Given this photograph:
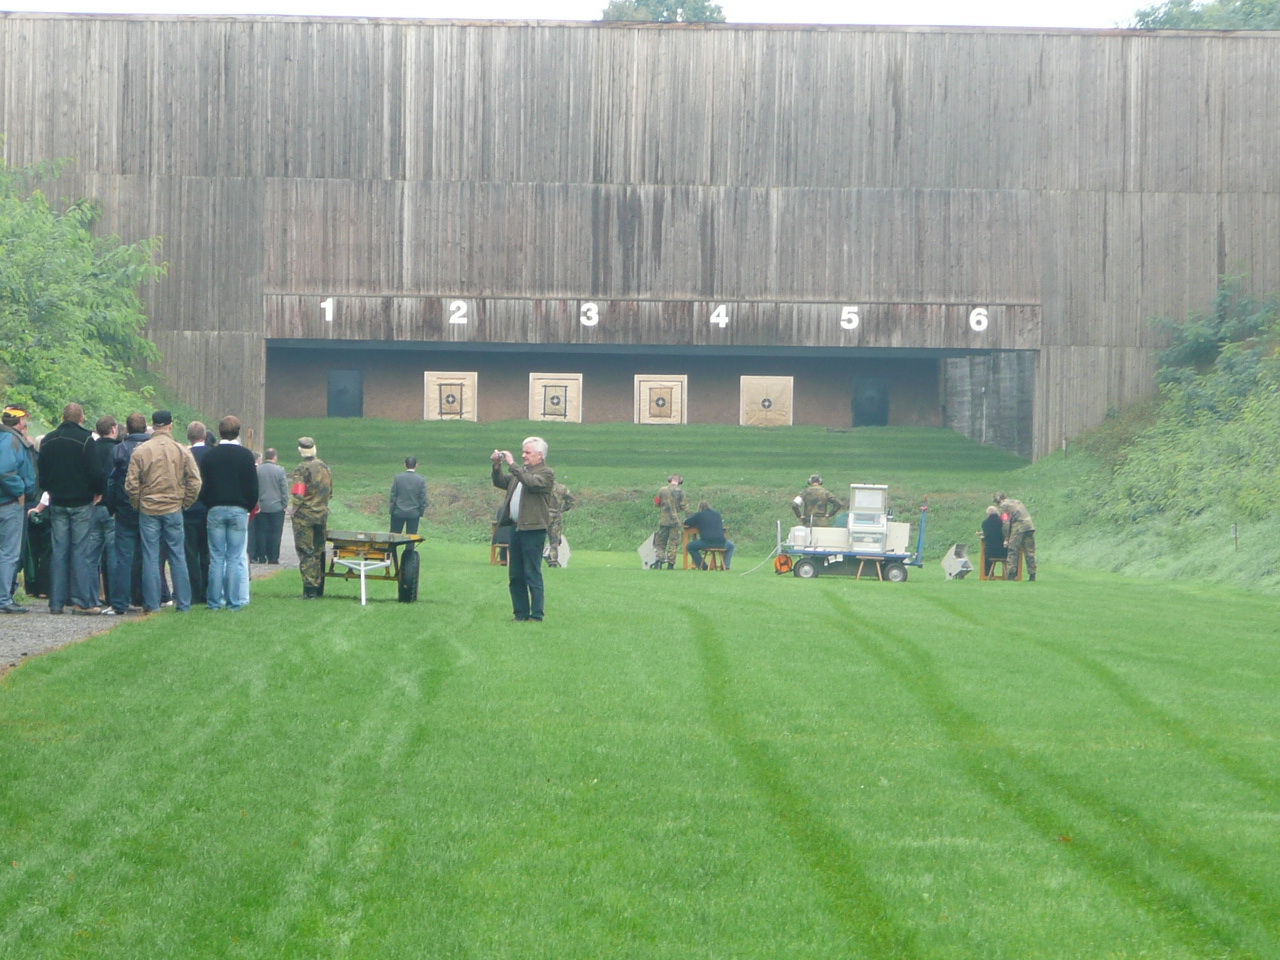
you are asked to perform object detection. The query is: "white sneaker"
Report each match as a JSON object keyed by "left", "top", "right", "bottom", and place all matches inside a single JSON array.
[
  {"left": 162, "top": 600, "right": 174, "bottom": 607},
  {"left": 101, "top": 608, "right": 119, "bottom": 616}
]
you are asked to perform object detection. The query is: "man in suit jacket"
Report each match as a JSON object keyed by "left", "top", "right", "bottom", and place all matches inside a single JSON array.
[{"left": 389, "top": 456, "right": 428, "bottom": 544}]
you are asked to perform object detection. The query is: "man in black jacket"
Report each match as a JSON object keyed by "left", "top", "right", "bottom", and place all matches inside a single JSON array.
[
  {"left": 198, "top": 416, "right": 258, "bottom": 611},
  {"left": 106, "top": 413, "right": 149, "bottom": 614},
  {"left": 683, "top": 500, "right": 735, "bottom": 571},
  {"left": 36, "top": 403, "right": 105, "bottom": 614},
  {"left": 87, "top": 415, "right": 120, "bottom": 610}
]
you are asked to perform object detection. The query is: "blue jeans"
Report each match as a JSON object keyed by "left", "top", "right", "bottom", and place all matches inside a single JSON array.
[
  {"left": 49, "top": 503, "right": 96, "bottom": 611},
  {"left": 688, "top": 538, "right": 735, "bottom": 570},
  {"left": 139, "top": 511, "right": 191, "bottom": 612},
  {"left": 207, "top": 505, "right": 250, "bottom": 610},
  {"left": 111, "top": 519, "right": 141, "bottom": 613},
  {"left": 85, "top": 505, "right": 115, "bottom": 607},
  {"left": 0, "top": 499, "right": 24, "bottom": 607}
]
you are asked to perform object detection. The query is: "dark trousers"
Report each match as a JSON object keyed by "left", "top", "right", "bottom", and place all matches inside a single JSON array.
[
  {"left": 390, "top": 513, "right": 421, "bottom": 551},
  {"left": 251, "top": 510, "right": 286, "bottom": 563},
  {"left": 183, "top": 506, "right": 209, "bottom": 604},
  {"left": 507, "top": 528, "right": 547, "bottom": 621}
]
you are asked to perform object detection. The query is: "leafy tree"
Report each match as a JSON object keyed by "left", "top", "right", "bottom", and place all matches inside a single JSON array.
[
  {"left": 1153, "top": 276, "right": 1279, "bottom": 422},
  {"left": 1131, "top": 0, "right": 1280, "bottom": 28},
  {"left": 601, "top": 0, "right": 726, "bottom": 23},
  {"left": 0, "top": 156, "right": 164, "bottom": 424}
]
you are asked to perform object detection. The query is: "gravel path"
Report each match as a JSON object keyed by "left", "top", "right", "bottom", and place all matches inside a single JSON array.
[{"left": 1, "top": 535, "right": 299, "bottom": 675}]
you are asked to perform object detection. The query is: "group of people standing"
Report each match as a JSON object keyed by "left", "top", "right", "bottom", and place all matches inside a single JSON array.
[{"left": 0, "top": 401, "right": 343, "bottom": 616}]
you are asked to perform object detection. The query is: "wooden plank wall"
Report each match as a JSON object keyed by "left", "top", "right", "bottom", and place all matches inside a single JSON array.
[{"left": 3, "top": 14, "right": 1279, "bottom": 455}]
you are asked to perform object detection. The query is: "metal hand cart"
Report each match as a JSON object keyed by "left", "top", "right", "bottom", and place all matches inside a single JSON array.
[{"left": 323, "top": 531, "right": 423, "bottom": 605}]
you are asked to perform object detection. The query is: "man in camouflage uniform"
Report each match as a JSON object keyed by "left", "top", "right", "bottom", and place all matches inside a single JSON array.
[
  {"left": 995, "top": 491, "right": 1036, "bottom": 581},
  {"left": 291, "top": 436, "right": 333, "bottom": 599},
  {"left": 792, "top": 474, "right": 844, "bottom": 527},
  {"left": 652, "top": 474, "right": 686, "bottom": 569},
  {"left": 546, "top": 482, "right": 576, "bottom": 568}
]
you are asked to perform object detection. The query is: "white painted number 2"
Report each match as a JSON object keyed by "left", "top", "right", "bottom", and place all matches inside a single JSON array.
[
  {"left": 448, "top": 300, "right": 468, "bottom": 325},
  {"left": 320, "top": 298, "right": 333, "bottom": 323},
  {"left": 840, "top": 305, "right": 860, "bottom": 330},
  {"left": 580, "top": 302, "right": 600, "bottom": 327},
  {"left": 710, "top": 304, "right": 730, "bottom": 328},
  {"left": 969, "top": 307, "right": 989, "bottom": 332}
]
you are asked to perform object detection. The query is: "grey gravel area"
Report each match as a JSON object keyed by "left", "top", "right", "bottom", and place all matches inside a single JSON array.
[{"left": 1, "top": 535, "right": 299, "bottom": 675}]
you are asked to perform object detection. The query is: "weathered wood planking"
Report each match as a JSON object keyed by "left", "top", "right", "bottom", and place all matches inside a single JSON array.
[{"left": 3, "top": 14, "right": 1279, "bottom": 455}]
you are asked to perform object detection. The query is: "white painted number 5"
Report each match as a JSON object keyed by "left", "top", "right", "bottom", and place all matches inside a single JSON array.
[
  {"left": 840, "top": 305, "right": 860, "bottom": 330},
  {"left": 448, "top": 300, "right": 468, "bottom": 325},
  {"left": 969, "top": 307, "right": 989, "bottom": 332}
]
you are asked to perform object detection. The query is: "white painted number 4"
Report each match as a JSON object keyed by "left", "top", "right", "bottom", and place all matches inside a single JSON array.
[{"left": 710, "top": 304, "right": 730, "bottom": 328}]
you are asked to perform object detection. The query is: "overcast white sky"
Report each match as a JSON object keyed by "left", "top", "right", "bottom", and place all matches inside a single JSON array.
[{"left": 0, "top": 0, "right": 1149, "bottom": 29}]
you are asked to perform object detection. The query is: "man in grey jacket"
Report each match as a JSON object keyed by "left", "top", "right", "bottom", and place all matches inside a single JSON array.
[
  {"left": 389, "top": 456, "right": 428, "bottom": 544},
  {"left": 491, "top": 437, "right": 554, "bottom": 622},
  {"left": 251, "top": 448, "right": 289, "bottom": 564}
]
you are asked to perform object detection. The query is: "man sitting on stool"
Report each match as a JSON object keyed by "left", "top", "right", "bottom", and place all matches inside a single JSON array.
[{"left": 683, "top": 500, "right": 734, "bottom": 571}]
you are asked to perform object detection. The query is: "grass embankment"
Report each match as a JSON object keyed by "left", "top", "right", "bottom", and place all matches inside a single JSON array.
[
  {"left": 3, "top": 549, "right": 1279, "bottom": 958},
  {"left": 264, "top": 418, "right": 1028, "bottom": 557}
]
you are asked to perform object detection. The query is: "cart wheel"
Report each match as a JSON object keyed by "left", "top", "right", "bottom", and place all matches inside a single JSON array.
[
  {"left": 884, "top": 562, "right": 909, "bottom": 583},
  {"left": 398, "top": 550, "right": 421, "bottom": 603},
  {"left": 774, "top": 555, "right": 793, "bottom": 575},
  {"left": 793, "top": 559, "right": 818, "bottom": 579}
]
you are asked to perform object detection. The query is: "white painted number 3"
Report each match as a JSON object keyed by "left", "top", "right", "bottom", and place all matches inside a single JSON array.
[
  {"left": 969, "top": 307, "right": 989, "bottom": 332},
  {"left": 580, "top": 302, "right": 600, "bottom": 327},
  {"left": 710, "top": 304, "right": 730, "bottom": 328},
  {"left": 840, "top": 305, "right": 860, "bottom": 330},
  {"left": 449, "top": 300, "right": 468, "bottom": 325}
]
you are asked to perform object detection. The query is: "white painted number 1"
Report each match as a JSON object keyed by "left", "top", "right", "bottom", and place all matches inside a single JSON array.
[
  {"left": 580, "top": 302, "right": 600, "bottom": 327},
  {"left": 320, "top": 298, "right": 333, "bottom": 323},
  {"left": 969, "top": 307, "right": 989, "bottom": 332},
  {"left": 710, "top": 304, "right": 729, "bottom": 328},
  {"left": 449, "top": 300, "right": 468, "bottom": 325},
  {"left": 840, "top": 305, "right": 860, "bottom": 330}
]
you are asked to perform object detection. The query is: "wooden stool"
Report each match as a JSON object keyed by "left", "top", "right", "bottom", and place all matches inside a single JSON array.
[
  {"left": 979, "top": 542, "right": 1018, "bottom": 580},
  {"left": 701, "top": 548, "right": 728, "bottom": 571},
  {"left": 490, "top": 523, "right": 509, "bottom": 566}
]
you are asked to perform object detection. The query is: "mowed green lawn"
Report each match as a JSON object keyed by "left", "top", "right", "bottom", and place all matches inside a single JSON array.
[{"left": 3, "top": 544, "right": 1279, "bottom": 959}]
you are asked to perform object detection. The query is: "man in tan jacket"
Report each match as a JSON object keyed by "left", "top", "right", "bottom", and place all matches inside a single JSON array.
[{"left": 125, "top": 411, "right": 202, "bottom": 611}]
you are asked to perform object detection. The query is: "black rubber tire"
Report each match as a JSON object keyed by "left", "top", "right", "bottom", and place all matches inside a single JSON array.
[
  {"left": 884, "top": 562, "right": 909, "bottom": 583},
  {"left": 398, "top": 550, "right": 421, "bottom": 603},
  {"left": 793, "top": 559, "right": 819, "bottom": 579}
]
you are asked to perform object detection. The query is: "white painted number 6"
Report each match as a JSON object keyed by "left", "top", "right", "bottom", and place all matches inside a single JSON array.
[
  {"left": 710, "top": 304, "right": 729, "bottom": 328},
  {"left": 580, "top": 302, "right": 600, "bottom": 327},
  {"left": 969, "top": 307, "right": 989, "bottom": 332},
  {"left": 840, "top": 305, "right": 860, "bottom": 330},
  {"left": 448, "top": 300, "right": 468, "bottom": 325}
]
